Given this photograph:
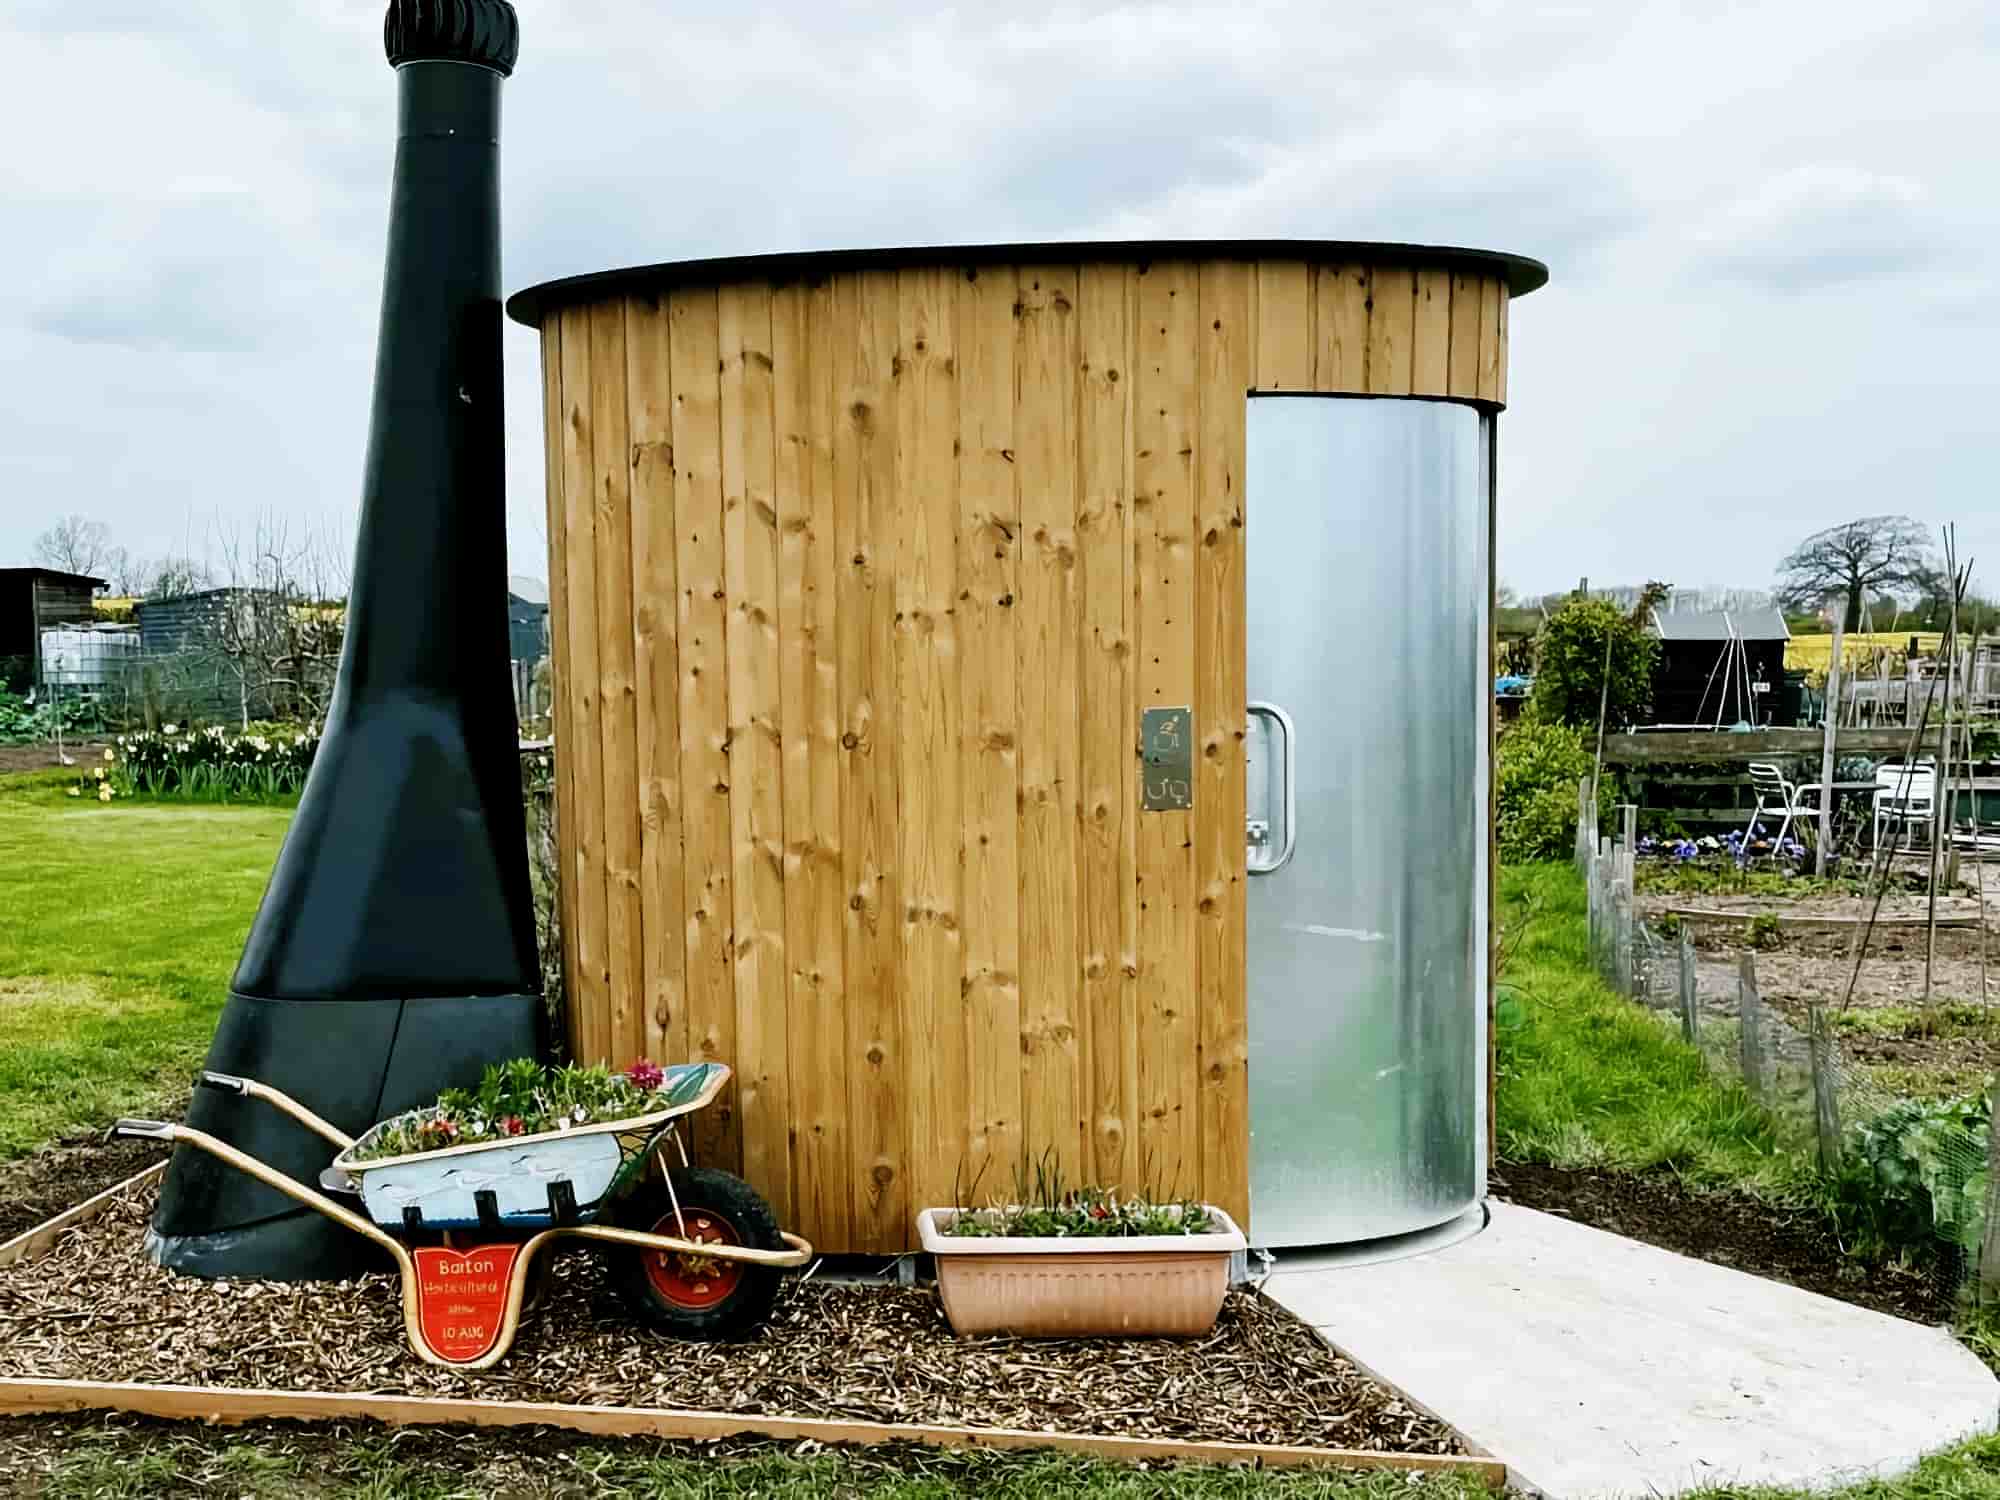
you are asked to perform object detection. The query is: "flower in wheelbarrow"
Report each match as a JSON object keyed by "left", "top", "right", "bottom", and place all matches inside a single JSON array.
[{"left": 626, "top": 1060, "right": 666, "bottom": 1092}]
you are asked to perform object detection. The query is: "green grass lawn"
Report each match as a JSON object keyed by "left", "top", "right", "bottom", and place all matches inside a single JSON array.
[
  {"left": 15, "top": 1420, "right": 2000, "bottom": 1500},
  {"left": 1496, "top": 861, "right": 1814, "bottom": 1199},
  {"left": 0, "top": 775, "right": 290, "bottom": 1156},
  {"left": 1, "top": 1423, "right": 1498, "bottom": 1500}
]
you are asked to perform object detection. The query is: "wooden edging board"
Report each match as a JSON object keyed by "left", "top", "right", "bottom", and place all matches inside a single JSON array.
[
  {"left": 0, "top": 1379, "right": 1505, "bottom": 1483},
  {"left": 0, "top": 1159, "right": 1506, "bottom": 1486},
  {"left": 1664, "top": 906, "right": 1981, "bottom": 933}
]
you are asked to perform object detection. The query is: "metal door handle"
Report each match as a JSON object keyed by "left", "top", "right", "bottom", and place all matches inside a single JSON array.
[{"left": 1247, "top": 701, "right": 1296, "bottom": 874}]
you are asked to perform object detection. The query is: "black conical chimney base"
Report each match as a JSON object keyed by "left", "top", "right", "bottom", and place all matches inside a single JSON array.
[{"left": 148, "top": 0, "right": 542, "bottom": 1282}]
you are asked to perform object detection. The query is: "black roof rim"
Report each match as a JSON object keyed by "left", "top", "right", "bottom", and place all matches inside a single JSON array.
[{"left": 506, "top": 238, "right": 1549, "bottom": 328}]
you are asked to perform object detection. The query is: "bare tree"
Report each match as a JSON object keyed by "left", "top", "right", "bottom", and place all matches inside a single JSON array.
[
  {"left": 143, "top": 556, "right": 214, "bottom": 599},
  {"left": 99, "top": 549, "right": 144, "bottom": 595},
  {"left": 1774, "top": 515, "right": 1933, "bottom": 631},
  {"left": 32, "top": 515, "right": 119, "bottom": 580},
  {"left": 189, "top": 515, "right": 348, "bottom": 726}
]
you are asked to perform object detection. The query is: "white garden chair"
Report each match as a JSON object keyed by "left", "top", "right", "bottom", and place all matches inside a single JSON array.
[
  {"left": 1743, "top": 762, "right": 1822, "bottom": 858},
  {"left": 1872, "top": 762, "right": 1936, "bottom": 853}
]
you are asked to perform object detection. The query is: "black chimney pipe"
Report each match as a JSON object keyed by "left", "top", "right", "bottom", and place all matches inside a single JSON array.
[{"left": 150, "top": 0, "right": 543, "bottom": 1280}]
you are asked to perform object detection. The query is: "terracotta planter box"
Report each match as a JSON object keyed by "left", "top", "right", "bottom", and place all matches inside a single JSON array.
[{"left": 916, "top": 1207, "right": 1246, "bottom": 1338}]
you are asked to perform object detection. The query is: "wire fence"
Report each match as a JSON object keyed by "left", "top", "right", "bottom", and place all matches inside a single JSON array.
[{"left": 1576, "top": 780, "right": 1995, "bottom": 1304}]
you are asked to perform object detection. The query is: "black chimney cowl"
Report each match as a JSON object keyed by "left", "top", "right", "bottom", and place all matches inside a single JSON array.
[
  {"left": 385, "top": 0, "right": 521, "bottom": 76},
  {"left": 148, "top": 1, "right": 543, "bottom": 1281}
]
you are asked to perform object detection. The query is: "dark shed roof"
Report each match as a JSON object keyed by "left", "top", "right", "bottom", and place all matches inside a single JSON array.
[
  {"left": 1650, "top": 608, "right": 1791, "bottom": 643},
  {"left": 0, "top": 567, "right": 107, "bottom": 590},
  {"left": 508, "top": 238, "right": 1549, "bottom": 328}
]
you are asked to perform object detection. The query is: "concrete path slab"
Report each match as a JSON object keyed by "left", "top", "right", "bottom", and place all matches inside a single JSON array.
[{"left": 1264, "top": 1202, "right": 1997, "bottom": 1498}]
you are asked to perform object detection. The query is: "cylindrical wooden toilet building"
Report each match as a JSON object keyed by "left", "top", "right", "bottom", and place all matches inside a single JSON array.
[{"left": 509, "top": 241, "right": 1546, "bottom": 1256}]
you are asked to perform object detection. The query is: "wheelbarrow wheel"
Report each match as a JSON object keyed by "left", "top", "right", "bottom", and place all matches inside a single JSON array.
[{"left": 614, "top": 1167, "right": 783, "bottom": 1340}]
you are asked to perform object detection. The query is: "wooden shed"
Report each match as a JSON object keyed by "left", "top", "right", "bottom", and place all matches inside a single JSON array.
[
  {"left": 1648, "top": 607, "right": 1795, "bottom": 728},
  {"left": 0, "top": 568, "right": 105, "bottom": 692},
  {"left": 508, "top": 241, "right": 1543, "bottom": 1254}
]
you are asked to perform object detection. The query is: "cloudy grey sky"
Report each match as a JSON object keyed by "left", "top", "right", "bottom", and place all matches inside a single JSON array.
[{"left": 3, "top": 1, "right": 1994, "bottom": 600}]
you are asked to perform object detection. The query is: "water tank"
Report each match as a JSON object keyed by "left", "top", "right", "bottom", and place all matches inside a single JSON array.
[{"left": 38, "top": 626, "right": 139, "bottom": 691}]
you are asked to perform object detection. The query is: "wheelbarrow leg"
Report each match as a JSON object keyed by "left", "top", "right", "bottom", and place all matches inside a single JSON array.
[{"left": 114, "top": 1118, "right": 543, "bottom": 1373}]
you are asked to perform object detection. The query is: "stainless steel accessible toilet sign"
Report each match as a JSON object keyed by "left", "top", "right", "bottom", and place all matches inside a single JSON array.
[{"left": 1141, "top": 707, "right": 1194, "bottom": 811}]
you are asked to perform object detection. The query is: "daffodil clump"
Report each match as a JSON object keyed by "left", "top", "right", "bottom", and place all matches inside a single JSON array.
[
  {"left": 95, "top": 723, "right": 319, "bottom": 801},
  {"left": 349, "top": 1058, "right": 677, "bottom": 1161},
  {"left": 65, "top": 750, "right": 123, "bottom": 802}
]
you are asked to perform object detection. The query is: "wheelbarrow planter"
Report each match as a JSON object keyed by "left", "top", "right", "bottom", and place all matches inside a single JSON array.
[
  {"left": 115, "top": 1064, "right": 810, "bottom": 1369},
  {"left": 917, "top": 1206, "right": 1246, "bottom": 1338}
]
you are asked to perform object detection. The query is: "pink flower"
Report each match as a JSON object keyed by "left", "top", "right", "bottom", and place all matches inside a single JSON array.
[
  {"left": 626, "top": 1060, "right": 665, "bottom": 1092},
  {"left": 500, "top": 1115, "right": 526, "bottom": 1137}
]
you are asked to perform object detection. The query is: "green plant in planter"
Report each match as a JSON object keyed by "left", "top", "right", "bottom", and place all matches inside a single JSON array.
[
  {"left": 350, "top": 1058, "right": 678, "bottom": 1160},
  {"left": 942, "top": 1148, "right": 1214, "bottom": 1238}
]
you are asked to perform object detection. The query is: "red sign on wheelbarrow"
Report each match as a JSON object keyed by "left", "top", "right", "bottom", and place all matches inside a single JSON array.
[{"left": 411, "top": 1245, "right": 521, "bottom": 1362}]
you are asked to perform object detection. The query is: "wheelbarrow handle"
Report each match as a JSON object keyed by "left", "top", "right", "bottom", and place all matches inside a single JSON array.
[
  {"left": 110, "top": 1118, "right": 178, "bottom": 1143},
  {"left": 123, "top": 1118, "right": 406, "bottom": 1262},
  {"left": 196, "top": 1071, "right": 356, "bottom": 1151}
]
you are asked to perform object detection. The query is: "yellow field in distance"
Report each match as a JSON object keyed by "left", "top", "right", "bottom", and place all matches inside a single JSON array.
[{"left": 1785, "top": 631, "right": 1943, "bottom": 676}]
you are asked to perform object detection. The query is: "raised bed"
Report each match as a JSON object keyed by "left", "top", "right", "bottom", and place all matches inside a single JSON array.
[{"left": 0, "top": 1171, "right": 1501, "bottom": 1484}]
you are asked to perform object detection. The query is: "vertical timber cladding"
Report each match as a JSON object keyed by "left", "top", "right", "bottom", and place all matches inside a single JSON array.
[{"left": 539, "top": 255, "right": 1511, "bottom": 1253}]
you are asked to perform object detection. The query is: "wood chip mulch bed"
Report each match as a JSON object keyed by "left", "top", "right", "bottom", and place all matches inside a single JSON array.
[{"left": 0, "top": 1181, "right": 1460, "bottom": 1455}]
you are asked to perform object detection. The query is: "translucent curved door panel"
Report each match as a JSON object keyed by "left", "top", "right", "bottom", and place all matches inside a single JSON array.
[{"left": 1245, "top": 396, "right": 1489, "bottom": 1247}]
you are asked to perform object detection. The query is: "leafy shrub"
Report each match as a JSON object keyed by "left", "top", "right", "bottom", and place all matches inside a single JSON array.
[
  {"left": 1496, "top": 717, "right": 1609, "bottom": 863},
  {"left": 1528, "top": 592, "right": 1662, "bottom": 730},
  {"left": 0, "top": 687, "right": 103, "bottom": 744},
  {"left": 109, "top": 722, "right": 317, "bottom": 800},
  {"left": 1837, "top": 1093, "right": 1990, "bottom": 1258}
]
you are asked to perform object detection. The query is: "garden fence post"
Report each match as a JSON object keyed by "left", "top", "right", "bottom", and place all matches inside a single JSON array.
[
  {"left": 1619, "top": 806, "right": 1638, "bottom": 996},
  {"left": 1816, "top": 610, "right": 1843, "bottom": 877},
  {"left": 1614, "top": 871, "right": 1632, "bottom": 998},
  {"left": 1576, "top": 780, "right": 1592, "bottom": 876},
  {"left": 1738, "top": 952, "right": 1767, "bottom": 1100},
  {"left": 1806, "top": 1005, "right": 1841, "bottom": 1173},
  {"left": 1586, "top": 845, "right": 1599, "bottom": 955},
  {"left": 1678, "top": 925, "right": 1698, "bottom": 1044},
  {"left": 1577, "top": 777, "right": 1592, "bottom": 875},
  {"left": 1980, "top": 1085, "right": 2000, "bottom": 1308},
  {"left": 1595, "top": 848, "right": 1607, "bottom": 980},
  {"left": 1600, "top": 840, "right": 1616, "bottom": 980}
]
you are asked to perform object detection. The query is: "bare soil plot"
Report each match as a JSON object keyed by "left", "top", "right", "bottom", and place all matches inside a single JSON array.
[
  {"left": 1493, "top": 1162, "right": 1949, "bottom": 1324},
  {"left": 0, "top": 1132, "right": 167, "bottom": 1243},
  {"left": 0, "top": 742, "right": 109, "bottom": 775}
]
